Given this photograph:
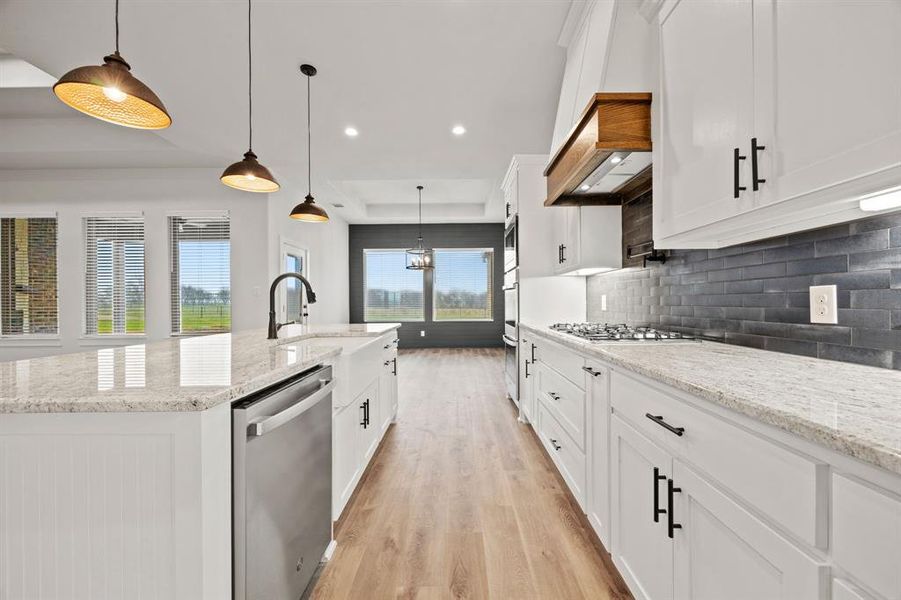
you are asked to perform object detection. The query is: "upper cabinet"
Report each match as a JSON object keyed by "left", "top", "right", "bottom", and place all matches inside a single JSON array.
[{"left": 654, "top": 0, "right": 901, "bottom": 248}]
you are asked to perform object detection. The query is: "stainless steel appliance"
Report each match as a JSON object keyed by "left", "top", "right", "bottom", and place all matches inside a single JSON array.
[
  {"left": 503, "top": 216, "right": 517, "bottom": 273},
  {"left": 549, "top": 323, "right": 697, "bottom": 342},
  {"left": 233, "top": 365, "right": 336, "bottom": 600},
  {"left": 503, "top": 269, "right": 519, "bottom": 403}
]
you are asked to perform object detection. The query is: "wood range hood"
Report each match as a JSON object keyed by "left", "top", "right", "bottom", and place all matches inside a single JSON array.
[{"left": 544, "top": 93, "right": 652, "bottom": 207}]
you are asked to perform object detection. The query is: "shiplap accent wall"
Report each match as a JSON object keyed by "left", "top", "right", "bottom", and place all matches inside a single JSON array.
[{"left": 349, "top": 223, "right": 504, "bottom": 348}]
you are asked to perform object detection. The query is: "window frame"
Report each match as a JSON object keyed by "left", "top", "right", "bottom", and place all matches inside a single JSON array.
[
  {"left": 168, "top": 214, "right": 232, "bottom": 336},
  {"left": 431, "top": 247, "right": 495, "bottom": 323},
  {"left": 362, "top": 248, "right": 426, "bottom": 323},
  {"left": 81, "top": 214, "right": 146, "bottom": 338},
  {"left": 0, "top": 214, "right": 61, "bottom": 342}
]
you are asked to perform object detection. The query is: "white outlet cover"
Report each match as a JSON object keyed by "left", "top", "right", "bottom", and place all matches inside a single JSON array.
[
  {"left": 809, "top": 285, "right": 838, "bottom": 324},
  {"left": 601, "top": 294, "right": 608, "bottom": 311},
  {"left": 420, "top": 330, "right": 425, "bottom": 337}
]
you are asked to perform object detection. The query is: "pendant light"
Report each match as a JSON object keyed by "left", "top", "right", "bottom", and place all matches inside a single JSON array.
[
  {"left": 220, "top": 0, "right": 279, "bottom": 193},
  {"left": 406, "top": 186, "right": 434, "bottom": 270},
  {"left": 290, "top": 64, "right": 330, "bottom": 222},
  {"left": 53, "top": 0, "right": 171, "bottom": 129}
]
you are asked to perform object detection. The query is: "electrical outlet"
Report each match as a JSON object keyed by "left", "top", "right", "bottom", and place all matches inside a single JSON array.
[
  {"left": 809, "top": 285, "right": 838, "bottom": 324},
  {"left": 420, "top": 330, "right": 425, "bottom": 337},
  {"left": 601, "top": 294, "right": 608, "bottom": 311}
]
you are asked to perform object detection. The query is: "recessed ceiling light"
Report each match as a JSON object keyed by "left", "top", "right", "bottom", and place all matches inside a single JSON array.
[
  {"left": 344, "top": 127, "right": 358, "bottom": 137},
  {"left": 580, "top": 184, "right": 591, "bottom": 191},
  {"left": 610, "top": 156, "right": 623, "bottom": 164},
  {"left": 452, "top": 124, "right": 466, "bottom": 136}
]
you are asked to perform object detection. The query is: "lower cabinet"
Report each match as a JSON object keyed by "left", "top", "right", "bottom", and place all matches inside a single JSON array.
[
  {"left": 537, "top": 401, "right": 587, "bottom": 509},
  {"left": 378, "top": 356, "right": 397, "bottom": 433},
  {"left": 585, "top": 360, "right": 610, "bottom": 548},
  {"left": 519, "top": 336, "right": 535, "bottom": 423}
]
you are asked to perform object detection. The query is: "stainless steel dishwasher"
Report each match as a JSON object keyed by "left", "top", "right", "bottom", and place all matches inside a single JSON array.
[{"left": 233, "top": 364, "right": 335, "bottom": 600}]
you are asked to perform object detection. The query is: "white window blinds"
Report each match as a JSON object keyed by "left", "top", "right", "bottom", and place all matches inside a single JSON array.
[
  {"left": 169, "top": 215, "right": 231, "bottom": 334},
  {"left": 0, "top": 217, "right": 58, "bottom": 336},
  {"left": 433, "top": 248, "right": 493, "bottom": 321},
  {"left": 363, "top": 250, "right": 424, "bottom": 322},
  {"left": 84, "top": 217, "right": 145, "bottom": 335}
]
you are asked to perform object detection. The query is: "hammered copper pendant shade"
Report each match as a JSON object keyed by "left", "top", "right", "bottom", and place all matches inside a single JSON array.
[{"left": 289, "top": 64, "right": 328, "bottom": 222}]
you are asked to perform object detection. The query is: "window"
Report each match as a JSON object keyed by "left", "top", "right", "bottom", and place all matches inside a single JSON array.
[
  {"left": 363, "top": 250, "right": 424, "bottom": 322},
  {"left": 0, "top": 217, "right": 58, "bottom": 336},
  {"left": 281, "top": 242, "right": 308, "bottom": 322},
  {"left": 433, "top": 248, "right": 494, "bottom": 321},
  {"left": 169, "top": 215, "right": 231, "bottom": 334},
  {"left": 84, "top": 217, "right": 145, "bottom": 335}
]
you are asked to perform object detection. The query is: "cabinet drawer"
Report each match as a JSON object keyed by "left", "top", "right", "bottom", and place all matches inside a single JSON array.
[
  {"left": 535, "top": 337, "right": 585, "bottom": 388},
  {"left": 832, "top": 474, "right": 901, "bottom": 600},
  {"left": 538, "top": 403, "right": 586, "bottom": 509},
  {"left": 611, "top": 371, "right": 826, "bottom": 549},
  {"left": 536, "top": 362, "right": 586, "bottom": 450}
]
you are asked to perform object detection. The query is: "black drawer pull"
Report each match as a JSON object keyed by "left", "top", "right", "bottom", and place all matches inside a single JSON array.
[
  {"left": 549, "top": 438, "right": 561, "bottom": 451},
  {"left": 751, "top": 137, "right": 766, "bottom": 190},
  {"left": 645, "top": 413, "right": 685, "bottom": 437},
  {"left": 582, "top": 366, "right": 602, "bottom": 377},
  {"left": 391, "top": 357, "right": 397, "bottom": 376},
  {"left": 653, "top": 467, "right": 667, "bottom": 523},
  {"left": 524, "top": 360, "right": 530, "bottom": 379},
  {"left": 530, "top": 343, "right": 536, "bottom": 362},
  {"left": 548, "top": 392, "right": 560, "bottom": 401},
  {"left": 733, "top": 147, "right": 747, "bottom": 198},
  {"left": 668, "top": 478, "right": 682, "bottom": 538}
]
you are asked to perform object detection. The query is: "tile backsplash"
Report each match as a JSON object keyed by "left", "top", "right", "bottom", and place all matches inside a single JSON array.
[{"left": 586, "top": 211, "right": 901, "bottom": 370}]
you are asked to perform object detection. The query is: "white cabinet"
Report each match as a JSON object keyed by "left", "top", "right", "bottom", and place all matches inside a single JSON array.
[
  {"left": 672, "top": 461, "right": 825, "bottom": 600},
  {"left": 585, "top": 361, "right": 610, "bottom": 548},
  {"left": 611, "top": 415, "right": 673, "bottom": 600},
  {"left": 553, "top": 205, "right": 622, "bottom": 276},
  {"left": 378, "top": 355, "right": 397, "bottom": 433},
  {"left": 332, "top": 397, "right": 365, "bottom": 518},
  {"left": 654, "top": 0, "right": 901, "bottom": 248},
  {"left": 519, "top": 335, "right": 535, "bottom": 423}
]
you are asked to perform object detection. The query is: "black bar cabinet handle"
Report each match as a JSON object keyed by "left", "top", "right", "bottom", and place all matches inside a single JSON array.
[
  {"left": 549, "top": 438, "right": 561, "bottom": 451},
  {"left": 392, "top": 358, "right": 397, "bottom": 376},
  {"left": 524, "top": 360, "right": 530, "bottom": 379},
  {"left": 668, "top": 478, "right": 682, "bottom": 538},
  {"left": 360, "top": 402, "right": 367, "bottom": 427},
  {"left": 733, "top": 147, "right": 747, "bottom": 198},
  {"left": 646, "top": 413, "right": 685, "bottom": 437},
  {"left": 582, "top": 366, "right": 602, "bottom": 377},
  {"left": 561, "top": 244, "right": 567, "bottom": 263},
  {"left": 530, "top": 343, "right": 536, "bottom": 362},
  {"left": 365, "top": 399, "right": 371, "bottom": 427},
  {"left": 653, "top": 467, "right": 667, "bottom": 523},
  {"left": 751, "top": 137, "right": 766, "bottom": 191}
]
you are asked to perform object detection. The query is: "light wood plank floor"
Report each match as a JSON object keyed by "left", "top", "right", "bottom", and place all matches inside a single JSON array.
[{"left": 311, "top": 347, "right": 631, "bottom": 600}]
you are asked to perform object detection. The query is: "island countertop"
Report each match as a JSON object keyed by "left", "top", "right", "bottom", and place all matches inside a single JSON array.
[
  {"left": 521, "top": 322, "right": 901, "bottom": 476},
  {"left": 0, "top": 324, "right": 400, "bottom": 414}
]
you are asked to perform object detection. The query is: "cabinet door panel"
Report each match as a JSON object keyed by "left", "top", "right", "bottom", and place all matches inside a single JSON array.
[
  {"left": 333, "top": 402, "right": 363, "bottom": 519},
  {"left": 754, "top": 0, "right": 901, "bottom": 208},
  {"left": 611, "top": 416, "right": 673, "bottom": 600},
  {"left": 672, "top": 461, "right": 826, "bottom": 600},
  {"left": 656, "top": 0, "right": 756, "bottom": 237},
  {"left": 587, "top": 362, "right": 611, "bottom": 548}
]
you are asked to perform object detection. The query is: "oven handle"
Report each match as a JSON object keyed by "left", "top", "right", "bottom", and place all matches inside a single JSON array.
[
  {"left": 502, "top": 335, "right": 517, "bottom": 347},
  {"left": 247, "top": 378, "right": 336, "bottom": 438}
]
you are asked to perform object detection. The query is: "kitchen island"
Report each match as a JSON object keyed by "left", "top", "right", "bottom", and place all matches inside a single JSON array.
[{"left": 0, "top": 323, "right": 399, "bottom": 600}]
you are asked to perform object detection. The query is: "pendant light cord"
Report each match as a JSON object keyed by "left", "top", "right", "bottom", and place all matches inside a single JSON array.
[
  {"left": 114, "top": 0, "right": 120, "bottom": 53},
  {"left": 307, "top": 73, "right": 312, "bottom": 197},
  {"left": 247, "top": 0, "right": 253, "bottom": 151},
  {"left": 418, "top": 187, "right": 423, "bottom": 239}
]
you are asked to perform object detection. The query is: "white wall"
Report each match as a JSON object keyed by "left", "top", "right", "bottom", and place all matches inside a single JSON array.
[
  {"left": 267, "top": 188, "right": 349, "bottom": 325},
  {"left": 0, "top": 168, "right": 271, "bottom": 361}
]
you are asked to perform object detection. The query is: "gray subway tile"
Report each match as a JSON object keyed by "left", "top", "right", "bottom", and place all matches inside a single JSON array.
[
  {"left": 815, "top": 230, "right": 889, "bottom": 257},
  {"left": 813, "top": 270, "right": 891, "bottom": 290},
  {"left": 764, "top": 337, "right": 818, "bottom": 358},
  {"left": 671, "top": 306, "right": 694, "bottom": 317},
  {"left": 725, "top": 307, "right": 765, "bottom": 321},
  {"left": 742, "top": 237, "right": 788, "bottom": 252},
  {"left": 849, "top": 248, "right": 901, "bottom": 271},
  {"left": 708, "top": 244, "right": 748, "bottom": 258},
  {"left": 764, "top": 243, "right": 814, "bottom": 262},
  {"left": 708, "top": 267, "right": 744, "bottom": 282},
  {"left": 694, "top": 306, "right": 725, "bottom": 319},
  {"left": 788, "top": 324, "right": 852, "bottom": 345},
  {"left": 692, "top": 282, "right": 725, "bottom": 295},
  {"left": 691, "top": 257, "right": 726, "bottom": 273},
  {"left": 724, "top": 251, "right": 764, "bottom": 268},
  {"left": 725, "top": 280, "right": 764, "bottom": 294},
  {"left": 724, "top": 332, "right": 767, "bottom": 349},
  {"left": 893, "top": 270, "right": 901, "bottom": 289},
  {"left": 893, "top": 310, "right": 901, "bottom": 328},
  {"left": 743, "top": 293, "right": 788, "bottom": 308},
  {"left": 850, "top": 289, "right": 901, "bottom": 309},
  {"left": 744, "top": 321, "right": 791, "bottom": 337},
  {"left": 788, "top": 223, "right": 850, "bottom": 244},
  {"left": 680, "top": 271, "right": 709, "bottom": 284},
  {"left": 742, "top": 262, "right": 788, "bottom": 279},
  {"left": 787, "top": 293, "right": 810, "bottom": 308},
  {"left": 764, "top": 308, "right": 809, "bottom": 324},
  {"left": 891, "top": 226, "right": 900, "bottom": 248},
  {"left": 786, "top": 255, "right": 849, "bottom": 276},
  {"left": 838, "top": 309, "right": 891, "bottom": 329},
  {"left": 849, "top": 212, "right": 901, "bottom": 233},
  {"left": 818, "top": 343, "right": 893, "bottom": 369},
  {"left": 852, "top": 328, "right": 901, "bottom": 351}
]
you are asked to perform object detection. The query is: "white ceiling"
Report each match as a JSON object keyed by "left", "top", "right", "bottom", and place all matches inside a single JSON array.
[{"left": 0, "top": 0, "right": 569, "bottom": 223}]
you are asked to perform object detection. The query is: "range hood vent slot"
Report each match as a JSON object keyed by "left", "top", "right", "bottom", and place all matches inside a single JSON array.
[{"left": 544, "top": 93, "right": 652, "bottom": 207}]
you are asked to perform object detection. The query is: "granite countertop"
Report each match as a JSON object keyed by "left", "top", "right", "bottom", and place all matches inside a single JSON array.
[
  {"left": 271, "top": 322, "right": 401, "bottom": 345},
  {"left": 0, "top": 323, "right": 400, "bottom": 414},
  {"left": 521, "top": 323, "right": 901, "bottom": 476}
]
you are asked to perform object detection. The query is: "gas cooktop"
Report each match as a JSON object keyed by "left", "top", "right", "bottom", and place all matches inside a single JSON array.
[{"left": 549, "top": 323, "right": 697, "bottom": 342}]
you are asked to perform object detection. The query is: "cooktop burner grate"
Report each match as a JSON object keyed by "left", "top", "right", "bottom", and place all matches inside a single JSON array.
[{"left": 548, "top": 323, "right": 696, "bottom": 342}]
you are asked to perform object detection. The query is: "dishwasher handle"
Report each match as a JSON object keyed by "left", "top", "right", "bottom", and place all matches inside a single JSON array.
[{"left": 247, "top": 378, "right": 336, "bottom": 438}]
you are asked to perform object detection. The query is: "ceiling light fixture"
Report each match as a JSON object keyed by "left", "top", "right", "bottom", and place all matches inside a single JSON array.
[
  {"left": 53, "top": 0, "right": 171, "bottom": 129},
  {"left": 344, "top": 126, "right": 358, "bottom": 137},
  {"left": 406, "top": 185, "right": 434, "bottom": 270},
  {"left": 610, "top": 156, "right": 623, "bottom": 164},
  {"left": 220, "top": 0, "right": 279, "bottom": 193},
  {"left": 452, "top": 124, "right": 466, "bottom": 136},
  {"left": 580, "top": 184, "right": 591, "bottom": 191},
  {"left": 859, "top": 186, "right": 901, "bottom": 212},
  {"left": 290, "top": 64, "right": 330, "bottom": 223}
]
